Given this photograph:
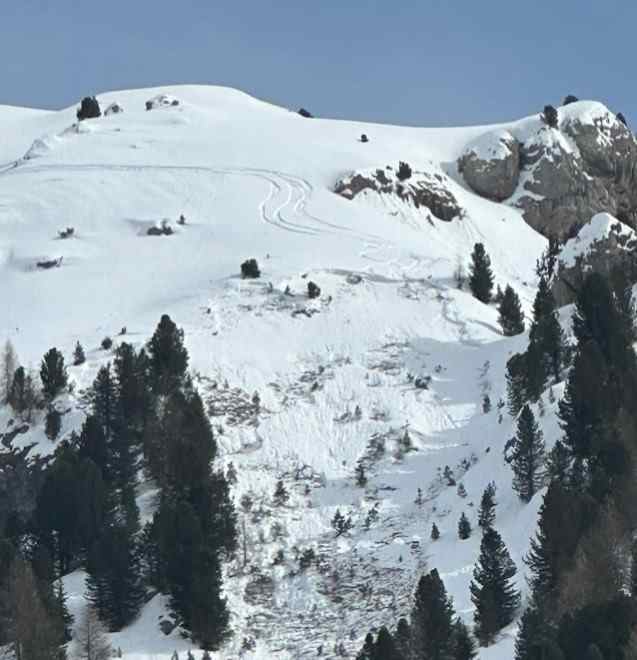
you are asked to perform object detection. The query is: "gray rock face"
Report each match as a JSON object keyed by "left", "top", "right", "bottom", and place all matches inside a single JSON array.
[
  {"left": 458, "top": 102, "right": 637, "bottom": 239},
  {"left": 334, "top": 167, "right": 462, "bottom": 222},
  {"left": 458, "top": 130, "right": 520, "bottom": 201},
  {"left": 551, "top": 214, "right": 637, "bottom": 306}
]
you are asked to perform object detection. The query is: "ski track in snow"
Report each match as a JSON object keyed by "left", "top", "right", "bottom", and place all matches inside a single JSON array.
[{"left": 1, "top": 161, "right": 385, "bottom": 245}]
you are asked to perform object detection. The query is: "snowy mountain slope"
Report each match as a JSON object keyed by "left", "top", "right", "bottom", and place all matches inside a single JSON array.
[{"left": 0, "top": 84, "right": 581, "bottom": 658}]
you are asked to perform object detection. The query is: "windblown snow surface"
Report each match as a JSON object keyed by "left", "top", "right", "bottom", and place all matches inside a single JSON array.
[{"left": 0, "top": 85, "right": 589, "bottom": 659}]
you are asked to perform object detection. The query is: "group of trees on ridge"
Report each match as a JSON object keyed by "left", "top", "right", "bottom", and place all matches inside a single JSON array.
[{"left": 0, "top": 314, "right": 237, "bottom": 657}]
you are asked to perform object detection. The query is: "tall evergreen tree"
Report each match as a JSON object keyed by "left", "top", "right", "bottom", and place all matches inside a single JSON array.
[
  {"left": 458, "top": 513, "right": 472, "bottom": 540},
  {"left": 506, "top": 353, "right": 528, "bottom": 417},
  {"left": 527, "top": 277, "right": 564, "bottom": 395},
  {"left": 510, "top": 405, "right": 546, "bottom": 502},
  {"left": 86, "top": 522, "right": 144, "bottom": 631},
  {"left": 470, "top": 527, "right": 520, "bottom": 646},
  {"left": 452, "top": 619, "right": 477, "bottom": 660},
  {"left": 468, "top": 243, "right": 494, "bottom": 304},
  {"left": 410, "top": 568, "right": 455, "bottom": 660},
  {"left": 498, "top": 285, "right": 525, "bottom": 336},
  {"left": 40, "top": 348, "right": 68, "bottom": 400},
  {"left": 73, "top": 341, "right": 86, "bottom": 366},
  {"left": 374, "top": 627, "right": 403, "bottom": 660},
  {"left": 394, "top": 618, "right": 412, "bottom": 660},
  {"left": 478, "top": 482, "right": 497, "bottom": 529},
  {"left": 147, "top": 315, "right": 189, "bottom": 394}
]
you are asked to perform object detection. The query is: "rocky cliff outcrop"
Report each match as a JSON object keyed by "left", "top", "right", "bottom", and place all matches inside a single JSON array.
[
  {"left": 458, "top": 102, "right": 637, "bottom": 239},
  {"left": 551, "top": 212, "right": 637, "bottom": 306},
  {"left": 458, "top": 129, "right": 520, "bottom": 201},
  {"left": 334, "top": 167, "right": 462, "bottom": 222}
]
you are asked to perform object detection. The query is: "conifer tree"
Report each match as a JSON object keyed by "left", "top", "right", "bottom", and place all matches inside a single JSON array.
[
  {"left": 527, "top": 277, "right": 564, "bottom": 394},
  {"left": 45, "top": 406, "right": 62, "bottom": 441},
  {"left": 357, "top": 632, "right": 376, "bottom": 660},
  {"left": 468, "top": 243, "right": 494, "bottom": 303},
  {"left": 558, "top": 340, "right": 613, "bottom": 464},
  {"left": 431, "top": 522, "right": 440, "bottom": 540},
  {"left": 470, "top": 527, "right": 520, "bottom": 645},
  {"left": 410, "top": 568, "right": 455, "bottom": 660},
  {"left": 452, "top": 619, "right": 477, "bottom": 660},
  {"left": 273, "top": 480, "right": 289, "bottom": 506},
  {"left": 511, "top": 405, "right": 546, "bottom": 502},
  {"left": 394, "top": 617, "right": 411, "bottom": 659},
  {"left": 1, "top": 339, "right": 18, "bottom": 403},
  {"left": 523, "top": 483, "right": 593, "bottom": 614},
  {"left": 498, "top": 285, "right": 525, "bottom": 336},
  {"left": 374, "top": 626, "right": 402, "bottom": 660},
  {"left": 478, "top": 482, "right": 497, "bottom": 529},
  {"left": 75, "top": 604, "right": 112, "bottom": 660},
  {"left": 114, "top": 342, "right": 150, "bottom": 433},
  {"left": 546, "top": 440, "right": 570, "bottom": 484},
  {"left": 7, "top": 366, "right": 38, "bottom": 420},
  {"left": 147, "top": 314, "right": 189, "bottom": 394},
  {"left": 514, "top": 606, "right": 551, "bottom": 660},
  {"left": 73, "top": 341, "right": 86, "bottom": 366},
  {"left": 86, "top": 522, "right": 145, "bottom": 631},
  {"left": 458, "top": 512, "right": 472, "bottom": 539},
  {"left": 40, "top": 347, "right": 68, "bottom": 400},
  {"left": 506, "top": 353, "right": 527, "bottom": 417}
]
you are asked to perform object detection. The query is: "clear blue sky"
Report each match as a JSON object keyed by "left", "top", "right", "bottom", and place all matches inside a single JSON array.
[{"left": 2, "top": 0, "right": 635, "bottom": 126}]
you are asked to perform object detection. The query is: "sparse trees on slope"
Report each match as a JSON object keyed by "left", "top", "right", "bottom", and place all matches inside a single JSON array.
[
  {"left": 40, "top": 348, "right": 68, "bottom": 400},
  {"left": 510, "top": 405, "right": 546, "bottom": 502},
  {"left": 470, "top": 527, "right": 520, "bottom": 646},
  {"left": 498, "top": 285, "right": 525, "bottom": 336},
  {"left": 468, "top": 243, "right": 494, "bottom": 304}
]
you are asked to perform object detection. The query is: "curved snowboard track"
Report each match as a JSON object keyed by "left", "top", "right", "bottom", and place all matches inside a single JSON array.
[{"left": 1, "top": 161, "right": 384, "bottom": 244}]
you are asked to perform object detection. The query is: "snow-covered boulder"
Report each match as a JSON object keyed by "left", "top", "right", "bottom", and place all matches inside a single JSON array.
[
  {"left": 104, "top": 102, "right": 124, "bottom": 116},
  {"left": 334, "top": 166, "right": 462, "bottom": 222},
  {"left": 458, "top": 129, "right": 520, "bottom": 201},
  {"left": 145, "top": 94, "right": 180, "bottom": 111},
  {"left": 552, "top": 212, "right": 637, "bottom": 305}
]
